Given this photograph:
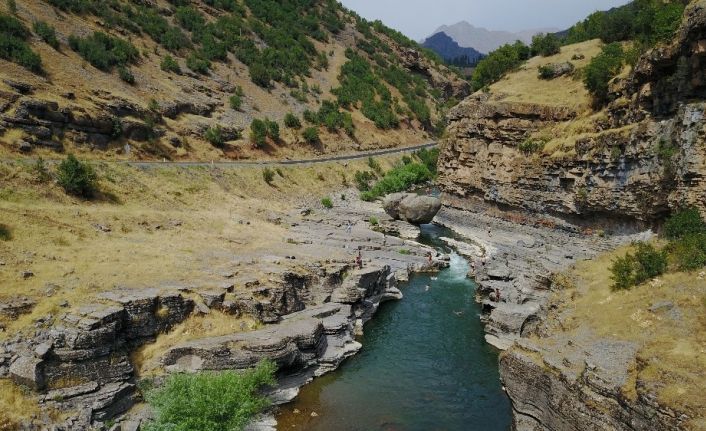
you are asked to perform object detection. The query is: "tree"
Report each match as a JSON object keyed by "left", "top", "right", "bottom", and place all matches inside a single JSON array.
[
  {"left": 531, "top": 33, "right": 561, "bottom": 57},
  {"left": 57, "top": 154, "right": 98, "bottom": 198},
  {"left": 583, "top": 42, "right": 624, "bottom": 104}
]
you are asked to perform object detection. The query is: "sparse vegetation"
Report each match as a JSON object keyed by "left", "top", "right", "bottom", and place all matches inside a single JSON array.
[
  {"left": 7, "top": 0, "right": 16, "bottom": 14},
  {"left": 284, "top": 113, "right": 301, "bottom": 129},
  {"left": 302, "top": 127, "right": 320, "bottom": 145},
  {"left": 143, "top": 360, "right": 275, "bottom": 431},
  {"left": 321, "top": 197, "right": 333, "bottom": 209},
  {"left": 160, "top": 55, "right": 181, "bottom": 73},
  {"left": 204, "top": 126, "right": 225, "bottom": 147},
  {"left": 262, "top": 167, "right": 275, "bottom": 184},
  {"left": 229, "top": 94, "right": 242, "bottom": 111},
  {"left": 0, "top": 13, "right": 43, "bottom": 72},
  {"left": 33, "top": 21, "right": 59, "bottom": 49},
  {"left": 518, "top": 137, "right": 548, "bottom": 155},
  {"left": 33, "top": 157, "right": 51, "bottom": 182},
  {"left": 369, "top": 216, "right": 379, "bottom": 226},
  {"left": 57, "top": 154, "right": 98, "bottom": 198},
  {"left": 0, "top": 223, "right": 11, "bottom": 241}
]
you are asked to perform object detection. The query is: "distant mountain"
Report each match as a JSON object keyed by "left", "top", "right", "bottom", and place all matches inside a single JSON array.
[
  {"left": 421, "top": 32, "right": 484, "bottom": 67},
  {"left": 430, "top": 21, "right": 560, "bottom": 54}
]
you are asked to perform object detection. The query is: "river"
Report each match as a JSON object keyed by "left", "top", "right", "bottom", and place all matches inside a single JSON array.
[{"left": 276, "top": 224, "right": 512, "bottom": 431}]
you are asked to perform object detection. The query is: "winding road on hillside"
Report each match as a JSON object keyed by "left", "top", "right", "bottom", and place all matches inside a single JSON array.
[
  {"left": 5, "top": 142, "right": 437, "bottom": 168},
  {"left": 127, "top": 142, "right": 437, "bottom": 168}
]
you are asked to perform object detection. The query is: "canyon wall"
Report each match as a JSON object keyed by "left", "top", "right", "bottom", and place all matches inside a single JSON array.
[{"left": 439, "top": 1, "right": 706, "bottom": 430}]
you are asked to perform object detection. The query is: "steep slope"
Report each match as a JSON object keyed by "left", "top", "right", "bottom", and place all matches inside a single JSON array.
[
  {"left": 439, "top": 1, "right": 706, "bottom": 429},
  {"left": 421, "top": 32, "right": 484, "bottom": 66},
  {"left": 431, "top": 21, "right": 557, "bottom": 54},
  {"left": 0, "top": 0, "right": 468, "bottom": 161}
]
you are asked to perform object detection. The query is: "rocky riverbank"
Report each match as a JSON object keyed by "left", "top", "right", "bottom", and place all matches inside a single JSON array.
[{"left": 0, "top": 193, "right": 448, "bottom": 430}]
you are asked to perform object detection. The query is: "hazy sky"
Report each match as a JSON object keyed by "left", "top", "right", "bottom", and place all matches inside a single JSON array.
[{"left": 339, "top": 0, "right": 632, "bottom": 40}]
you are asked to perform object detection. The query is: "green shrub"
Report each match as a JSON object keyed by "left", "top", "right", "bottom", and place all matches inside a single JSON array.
[
  {"left": 669, "top": 233, "right": 706, "bottom": 271},
  {"left": 321, "top": 197, "right": 333, "bottom": 209},
  {"left": 369, "top": 216, "right": 379, "bottom": 226},
  {"left": 518, "top": 138, "right": 547, "bottom": 155},
  {"left": 186, "top": 53, "right": 210, "bottom": 74},
  {"left": 118, "top": 66, "right": 135, "bottom": 84},
  {"left": 249, "top": 62, "right": 271, "bottom": 87},
  {"left": 131, "top": 5, "right": 190, "bottom": 51},
  {"left": 361, "top": 163, "right": 433, "bottom": 201},
  {"left": 367, "top": 157, "right": 383, "bottom": 176},
  {"left": 284, "top": 113, "right": 301, "bottom": 129},
  {"left": 471, "top": 41, "right": 530, "bottom": 90},
  {"left": 0, "top": 223, "right": 11, "bottom": 241},
  {"left": 0, "top": 14, "right": 43, "bottom": 72},
  {"left": 160, "top": 55, "right": 181, "bottom": 73},
  {"left": 302, "top": 127, "right": 319, "bottom": 145},
  {"left": 33, "top": 21, "right": 59, "bottom": 49},
  {"left": 229, "top": 94, "right": 242, "bottom": 110},
  {"left": 266, "top": 119, "right": 279, "bottom": 141},
  {"left": 205, "top": 126, "right": 225, "bottom": 147},
  {"left": 663, "top": 207, "right": 706, "bottom": 240},
  {"left": 609, "top": 242, "right": 667, "bottom": 290},
  {"left": 354, "top": 170, "right": 375, "bottom": 191},
  {"left": 583, "top": 42, "right": 625, "bottom": 104},
  {"left": 262, "top": 167, "right": 274, "bottom": 184},
  {"left": 57, "top": 154, "right": 98, "bottom": 198},
  {"left": 144, "top": 360, "right": 275, "bottom": 431},
  {"left": 531, "top": 33, "right": 561, "bottom": 57},
  {"left": 34, "top": 156, "right": 51, "bottom": 182},
  {"left": 69, "top": 31, "right": 139, "bottom": 72},
  {"left": 250, "top": 118, "right": 268, "bottom": 147},
  {"left": 413, "top": 147, "right": 439, "bottom": 174}
]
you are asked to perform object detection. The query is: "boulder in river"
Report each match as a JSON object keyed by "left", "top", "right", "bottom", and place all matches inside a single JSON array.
[{"left": 383, "top": 193, "right": 441, "bottom": 225}]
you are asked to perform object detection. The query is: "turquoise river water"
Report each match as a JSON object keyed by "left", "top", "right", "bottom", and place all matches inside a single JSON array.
[{"left": 276, "top": 224, "right": 512, "bottom": 431}]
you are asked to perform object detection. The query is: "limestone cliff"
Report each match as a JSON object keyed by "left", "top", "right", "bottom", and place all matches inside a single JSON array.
[{"left": 439, "top": 1, "right": 706, "bottom": 227}]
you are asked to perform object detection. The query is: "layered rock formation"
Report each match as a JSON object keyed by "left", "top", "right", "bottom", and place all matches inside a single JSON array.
[{"left": 0, "top": 196, "right": 446, "bottom": 430}]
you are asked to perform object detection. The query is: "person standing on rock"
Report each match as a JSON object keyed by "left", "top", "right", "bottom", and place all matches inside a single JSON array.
[
  {"left": 356, "top": 249, "right": 363, "bottom": 269},
  {"left": 346, "top": 220, "right": 352, "bottom": 234},
  {"left": 495, "top": 288, "right": 501, "bottom": 303}
]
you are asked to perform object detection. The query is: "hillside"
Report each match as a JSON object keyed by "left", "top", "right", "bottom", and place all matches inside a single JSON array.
[
  {"left": 0, "top": 0, "right": 468, "bottom": 161},
  {"left": 421, "top": 32, "right": 483, "bottom": 66}
]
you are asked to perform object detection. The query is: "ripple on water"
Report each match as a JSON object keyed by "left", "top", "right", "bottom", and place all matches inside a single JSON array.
[{"left": 276, "top": 224, "right": 512, "bottom": 431}]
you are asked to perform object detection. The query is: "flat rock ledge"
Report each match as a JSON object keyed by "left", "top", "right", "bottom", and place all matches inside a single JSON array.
[{"left": 0, "top": 198, "right": 447, "bottom": 431}]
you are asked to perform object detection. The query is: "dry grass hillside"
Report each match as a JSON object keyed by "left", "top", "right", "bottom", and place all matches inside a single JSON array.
[
  {"left": 0, "top": 154, "right": 406, "bottom": 339},
  {"left": 488, "top": 39, "right": 602, "bottom": 111},
  {"left": 532, "top": 246, "right": 706, "bottom": 430},
  {"left": 0, "top": 0, "right": 467, "bottom": 161}
]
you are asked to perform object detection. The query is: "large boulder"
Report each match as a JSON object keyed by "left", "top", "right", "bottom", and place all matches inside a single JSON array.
[{"left": 383, "top": 193, "right": 441, "bottom": 225}]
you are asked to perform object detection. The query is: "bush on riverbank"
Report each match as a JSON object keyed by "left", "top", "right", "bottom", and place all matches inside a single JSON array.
[
  {"left": 143, "top": 360, "right": 275, "bottom": 431},
  {"left": 360, "top": 162, "right": 433, "bottom": 201},
  {"left": 609, "top": 208, "right": 706, "bottom": 289}
]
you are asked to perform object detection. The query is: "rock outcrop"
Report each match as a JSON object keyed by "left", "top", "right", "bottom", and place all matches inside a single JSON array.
[
  {"left": 383, "top": 193, "right": 442, "bottom": 225},
  {"left": 0, "top": 196, "right": 446, "bottom": 430}
]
